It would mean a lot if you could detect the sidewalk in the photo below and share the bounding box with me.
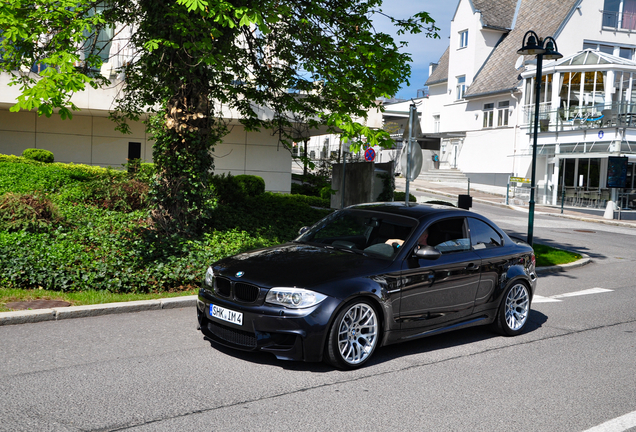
[395,176,636,228]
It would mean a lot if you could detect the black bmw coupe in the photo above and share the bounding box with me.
[197,202,537,369]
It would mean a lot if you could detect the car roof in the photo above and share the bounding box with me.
[346,202,469,221]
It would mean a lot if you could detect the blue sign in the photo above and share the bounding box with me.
[598,130,604,139]
[364,148,376,162]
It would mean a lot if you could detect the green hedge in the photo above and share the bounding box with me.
[23,148,54,163]
[0,157,332,293]
[394,191,416,202]
[235,175,265,197]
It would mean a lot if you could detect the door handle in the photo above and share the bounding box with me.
[466,263,480,271]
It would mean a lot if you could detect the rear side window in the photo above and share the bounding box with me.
[426,218,470,254]
[468,218,503,249]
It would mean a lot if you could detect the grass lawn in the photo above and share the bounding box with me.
[534,243,582,267]
[0,288,198,312]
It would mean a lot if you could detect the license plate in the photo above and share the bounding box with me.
[210,304,243,326]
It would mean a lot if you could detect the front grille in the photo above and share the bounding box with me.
[234,282,260,303]
[215,277,231,297]
[207,321,257,348]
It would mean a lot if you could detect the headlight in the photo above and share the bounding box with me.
[265,287,327,309]
[204,267,214,287]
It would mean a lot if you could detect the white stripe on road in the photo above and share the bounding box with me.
[550,288,613,299]
[533,288,613,303]
[582,410,636,432]
[532,295,562,303]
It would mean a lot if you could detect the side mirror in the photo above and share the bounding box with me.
[414,245,441,260]
[298,226,310,235]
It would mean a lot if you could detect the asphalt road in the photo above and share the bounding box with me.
[1,203,635,432]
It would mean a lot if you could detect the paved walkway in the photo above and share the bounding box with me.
[395,177,636,228]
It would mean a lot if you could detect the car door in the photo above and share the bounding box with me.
[399,217,482,331]
[467,217,509,313]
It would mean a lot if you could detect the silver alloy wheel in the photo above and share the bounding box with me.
[504,283,530,331]
[337,303,378,365]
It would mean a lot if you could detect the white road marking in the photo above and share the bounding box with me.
[533,295,562,303]
[533,288,613,303]
[582,410,636,432]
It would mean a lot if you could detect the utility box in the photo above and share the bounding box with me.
[458,194,472,210]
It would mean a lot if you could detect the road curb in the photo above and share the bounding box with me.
[0,295,197,326]
[535,253,591,274]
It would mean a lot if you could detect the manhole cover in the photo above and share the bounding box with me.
[574,229,596,233]
[5,300,71,310]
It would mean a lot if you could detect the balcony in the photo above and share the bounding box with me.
[602,10,636,31]
[523,102,636,133]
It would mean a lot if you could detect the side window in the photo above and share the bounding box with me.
[425,218,470,254]
[469,218,503,249]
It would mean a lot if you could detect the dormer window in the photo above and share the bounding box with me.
[459,30,468,48]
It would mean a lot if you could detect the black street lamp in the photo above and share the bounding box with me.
[517,31,562,246]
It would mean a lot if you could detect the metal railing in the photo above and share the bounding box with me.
[522,102,636,133]
[602,10,636,31]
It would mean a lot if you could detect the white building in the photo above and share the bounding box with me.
[425,0,636,209]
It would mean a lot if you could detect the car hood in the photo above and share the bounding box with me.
[212,242,392,290]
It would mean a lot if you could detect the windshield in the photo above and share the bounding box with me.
[295,209,418,259]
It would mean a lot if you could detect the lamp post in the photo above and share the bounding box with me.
[517,31,562,246]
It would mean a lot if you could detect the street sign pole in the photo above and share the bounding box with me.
[405,103,416,205]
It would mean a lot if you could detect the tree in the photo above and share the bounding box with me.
[0,0,439,235]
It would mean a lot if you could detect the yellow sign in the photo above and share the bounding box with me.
[510,176,531,184]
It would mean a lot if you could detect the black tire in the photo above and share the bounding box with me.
[495,282,531,336]
[325,299,380,369]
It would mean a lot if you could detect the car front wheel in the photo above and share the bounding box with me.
[496,282,531,336]
[325,300,379,369]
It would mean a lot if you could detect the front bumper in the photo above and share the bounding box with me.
[197,289,339,362]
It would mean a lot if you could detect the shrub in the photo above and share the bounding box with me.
[394,191,416,202]
[207,192,332,242]
[426,200,455,207]
[210,173,246,204]
[235,175,265,197]
[0,156,126,195]
[0,193,64,233]
[22,148,54,163]
[59,176,150,212]
[289,194,330,208]
[0,158,333,293]
[291,182,320,196]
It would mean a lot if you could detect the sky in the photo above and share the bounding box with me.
[374,1,457,100]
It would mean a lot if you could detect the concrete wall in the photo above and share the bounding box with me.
[331,162,375,209]
[0,109,151,166]
[214,124,292,193]
[0,108,293,193]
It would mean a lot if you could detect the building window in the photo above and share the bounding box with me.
[498,101,510,126]
[459,30,468,48]
[433,115,440,133]
[620,47,635,59]
[603,0,636,30]
[483,103,494,128]
[457,76,466,100]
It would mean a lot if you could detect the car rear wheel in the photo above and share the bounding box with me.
[325,300,379,369]
[496,282,531,336]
